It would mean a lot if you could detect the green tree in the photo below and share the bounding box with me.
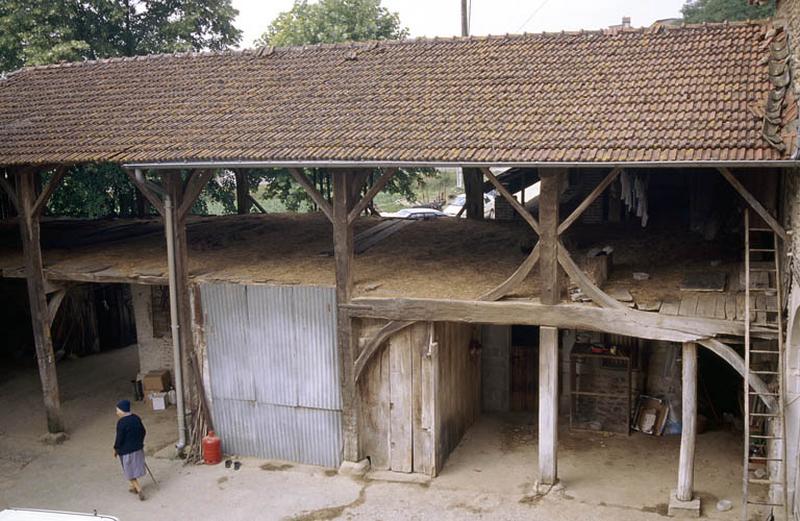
[0,0,242,73]
[0,0,241,218]
[257,0,408,47]
[681,0,775,23]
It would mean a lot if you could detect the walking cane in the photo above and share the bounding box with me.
[144,461,159,488]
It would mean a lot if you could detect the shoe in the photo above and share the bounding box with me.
[128,488,137,494]
[138,490,145,501]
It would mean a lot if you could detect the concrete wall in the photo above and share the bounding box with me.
[131,284,173,376]
[481,325,510,412]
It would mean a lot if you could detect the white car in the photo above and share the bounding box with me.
[443,193,495,218]
[0,509,119,521]
[381,208,447,220]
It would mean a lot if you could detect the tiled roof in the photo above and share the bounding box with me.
[0,21,795,167]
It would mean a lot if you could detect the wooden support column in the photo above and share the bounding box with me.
[17,171,65,433]
[332,170,359,462]
[538,169,566,305]
[537,168,565,490]
[463,168,484,220]
[538,325,559,488]
[235,170,251,215]
[677,341,698,501]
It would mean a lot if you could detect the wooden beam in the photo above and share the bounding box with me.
[353,320,413,381]
[125,170,165,216]
[16,172,65,433]
[557,243,625,309]
[248,194,267,214]
[178,170,214,220]
[698,338,775,410]
[355,239,540,382]
[0,172,19,212]
[47,287,68,329]
[332,172,359,462]
[31,167,67,217]
[481,167,540,234]
[539,326,559,486]
[235,170,251,215]
[539,170,566,304]
[676,341,697,502]
[718,168,787,241]
[348,168,397,224]
[479,243,540,300]
[558,167,621,234]
[463,168,485,220]
[345,297,772,341]
[290,168,333,222]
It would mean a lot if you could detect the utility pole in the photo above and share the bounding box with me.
[461,0,469,36]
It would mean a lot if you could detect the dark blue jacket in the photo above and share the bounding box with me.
[114,414,146,456]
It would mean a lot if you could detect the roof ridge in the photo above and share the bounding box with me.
[0,18,773,80]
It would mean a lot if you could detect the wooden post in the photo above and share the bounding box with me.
[539,169,566,305]
[539,326,559,487]
[235,170,251,215]
[677,341,697,501]
[332,170,359,462]
[463,168,484,220]
[537,168,565,489]
[17,172,65,433]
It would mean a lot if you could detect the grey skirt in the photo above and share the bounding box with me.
[120,449,146,480]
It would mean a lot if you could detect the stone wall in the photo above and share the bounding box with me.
[131,284,173,376]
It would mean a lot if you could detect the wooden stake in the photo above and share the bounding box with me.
[17,171,65,433]
[677,341,697,502]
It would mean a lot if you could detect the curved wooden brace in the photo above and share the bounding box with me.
[557,240,775,410]
[698,338,776,410]
[557,242,625,310]
[479,242,540,301]
[353,320,413,380]
[355,242,542,382]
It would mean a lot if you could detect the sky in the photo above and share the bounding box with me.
[232,0,688,49]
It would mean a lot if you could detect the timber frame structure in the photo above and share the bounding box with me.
[1,17,799,514]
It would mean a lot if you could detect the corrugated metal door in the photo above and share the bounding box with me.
[201,283,342,467]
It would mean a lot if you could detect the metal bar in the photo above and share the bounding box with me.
[122,160,800,170]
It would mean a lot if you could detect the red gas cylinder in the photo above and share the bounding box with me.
[202,431,222,465]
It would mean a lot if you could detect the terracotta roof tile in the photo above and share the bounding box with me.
[0,21,793,167]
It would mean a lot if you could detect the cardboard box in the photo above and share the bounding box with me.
[150,392,167,411]
[142,370,171,394]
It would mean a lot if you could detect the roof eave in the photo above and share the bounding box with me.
[121,159,800,170]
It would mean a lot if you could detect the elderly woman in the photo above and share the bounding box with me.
[113,399,147,500]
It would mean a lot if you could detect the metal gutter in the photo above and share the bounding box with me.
[123,160,800,170]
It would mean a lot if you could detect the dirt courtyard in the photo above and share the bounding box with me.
[0,346,744,520]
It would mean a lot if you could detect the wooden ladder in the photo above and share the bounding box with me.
[743,209,788,521]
